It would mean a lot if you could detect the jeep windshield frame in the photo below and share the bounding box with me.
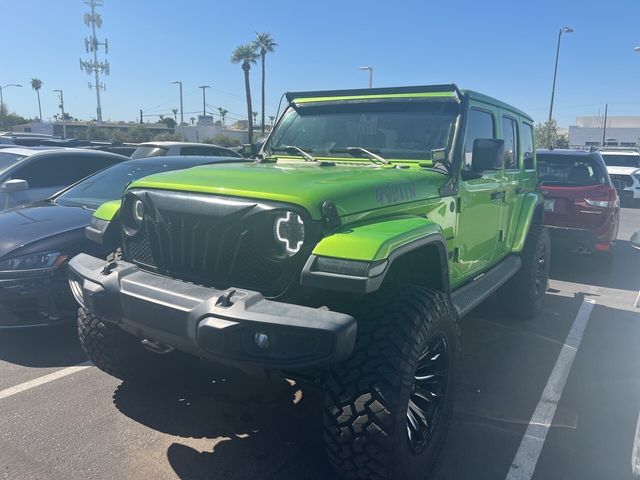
[264,100,460,164]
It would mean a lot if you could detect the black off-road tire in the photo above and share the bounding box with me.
[498,223,550,319]
[324,286,461,480]
[77,249,189,382]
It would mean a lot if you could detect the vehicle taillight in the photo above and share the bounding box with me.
[584,198,610,208]
[583,187,617,209]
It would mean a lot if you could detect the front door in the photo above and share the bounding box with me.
[452,106,504,284]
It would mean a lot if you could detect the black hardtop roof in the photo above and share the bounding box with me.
[284,84,532,121]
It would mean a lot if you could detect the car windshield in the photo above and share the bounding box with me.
[55,162,172,208]
[0,152,27,176]
[537,154,606,186]
[130,145,169,159]
[601,154,640,167]
[266,102,457,161]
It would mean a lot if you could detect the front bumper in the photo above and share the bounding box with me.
[67,254,357,370]
[0,268,75,328]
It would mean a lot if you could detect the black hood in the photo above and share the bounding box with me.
[0,202,95,259]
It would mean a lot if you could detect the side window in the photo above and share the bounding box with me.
[522,123,535,170]
[15,156,116,188]
[463,109,495,170]
[181,146,220,156]
[501,116,519,170]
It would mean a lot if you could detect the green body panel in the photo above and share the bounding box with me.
[511,193,543,253]
[312,216,443,262]
[128,162,448,221]
[94,199,122,221]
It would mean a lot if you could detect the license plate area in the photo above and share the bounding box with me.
[544,199,555,212]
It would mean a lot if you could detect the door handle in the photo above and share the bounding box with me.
[491,191,506,201]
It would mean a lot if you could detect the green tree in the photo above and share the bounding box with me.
[0,103,30,130]
[127,124,154,143]
[231,43,259,143]
[160,117,176,129]
[30,78,43,122]
[253,32,277,135]
[535,120,569,149]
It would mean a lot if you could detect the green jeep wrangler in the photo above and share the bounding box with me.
[68,84,549,480]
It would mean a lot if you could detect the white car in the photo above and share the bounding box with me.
[130,141,242,159]
[600,151,640,207]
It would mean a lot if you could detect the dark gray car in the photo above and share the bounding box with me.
[0,147,127,212]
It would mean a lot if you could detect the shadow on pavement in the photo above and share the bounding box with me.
[549,240,640,292]
[0,322,87,368]
[112,363,339,480]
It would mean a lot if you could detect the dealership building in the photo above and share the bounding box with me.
[569,116,640,148]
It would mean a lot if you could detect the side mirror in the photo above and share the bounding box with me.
[241,143,254,157]
[472,139,505,173]
[631,231,640,250]
[0,179,29,193]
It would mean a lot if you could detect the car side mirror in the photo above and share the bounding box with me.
[241,143,256,158]
[0,179,29,193]
[472,139,505,173]
[631,231,640,250]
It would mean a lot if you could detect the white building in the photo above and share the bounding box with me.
[569,116,640,148]
[175,125,249,144]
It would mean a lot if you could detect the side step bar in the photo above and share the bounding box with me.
[451,255,521,318]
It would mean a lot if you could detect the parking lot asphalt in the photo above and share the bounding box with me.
[0,208,638,480]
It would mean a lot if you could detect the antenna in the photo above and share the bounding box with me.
[79,0,109,124]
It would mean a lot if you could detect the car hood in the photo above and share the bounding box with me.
[606,166,640,175]
[0,202,94,259]
[128,161,448,220]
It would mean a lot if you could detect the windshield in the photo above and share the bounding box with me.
[600,154,640,167]
[0,152,27,176]
[55,162,173,208]
[130,146,169,159]
[266,102,457,161]
[537,154,606,186]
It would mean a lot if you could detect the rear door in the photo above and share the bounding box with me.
[495,113,521,258]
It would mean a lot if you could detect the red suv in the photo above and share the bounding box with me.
[537,149,620,257]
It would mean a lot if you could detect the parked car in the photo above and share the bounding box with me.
[0,154,246,329]
[538,149,619,258]
[130,141,242,159]
[0,147,128,212]
[599,150,640,207]
[69,84,548,480]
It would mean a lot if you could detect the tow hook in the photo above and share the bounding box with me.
[141,339,176,355]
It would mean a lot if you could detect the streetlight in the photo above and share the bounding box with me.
[170,80,184,126]
[359,66,373,88]
[0,83,23,128]
[548,26,574,122]
[198,85,211,117]
[52,89,66,139]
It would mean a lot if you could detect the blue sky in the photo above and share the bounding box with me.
[2,0,639,127]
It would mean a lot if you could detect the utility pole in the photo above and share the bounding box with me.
[80,0,109,124]
[601,103,608,147]
[170,81,184,126]
[548,26,573,122]
[53,89,66,139]
[199,85,210,116]
[139,109,143,124]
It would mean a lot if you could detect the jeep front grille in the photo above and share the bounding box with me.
[121,190,317,298]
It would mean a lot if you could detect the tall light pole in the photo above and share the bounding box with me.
[170,80,184,126]
[52,89,66,139]
[359,66,373,88]
[198,85,211,117]
[80,0,109,124]
[548,26,574,122]
[0,83,23,128]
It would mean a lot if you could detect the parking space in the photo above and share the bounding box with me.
[0,208,639,480]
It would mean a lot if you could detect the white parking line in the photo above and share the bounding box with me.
[632,410,640,477]
[0,362,92,401]
[505,298,595,480]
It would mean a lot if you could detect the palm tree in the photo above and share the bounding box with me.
[253,32,277,134]
[269,115,275,125]
[221,109,228,127]
[30,78,43,122]
[231,43,259,142]
[217,107,224,125]
[172,108,178,123]
[252,111,258,125]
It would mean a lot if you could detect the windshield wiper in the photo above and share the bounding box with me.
[330,147,389,164]
[272,146,317,162]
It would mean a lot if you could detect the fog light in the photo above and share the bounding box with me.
[254,332,270,350]
[69,278,85,308]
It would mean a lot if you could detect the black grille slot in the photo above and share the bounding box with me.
[122,190,315,298]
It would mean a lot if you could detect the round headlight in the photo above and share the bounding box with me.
[133,199,144,225]
[274,211,305,255]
